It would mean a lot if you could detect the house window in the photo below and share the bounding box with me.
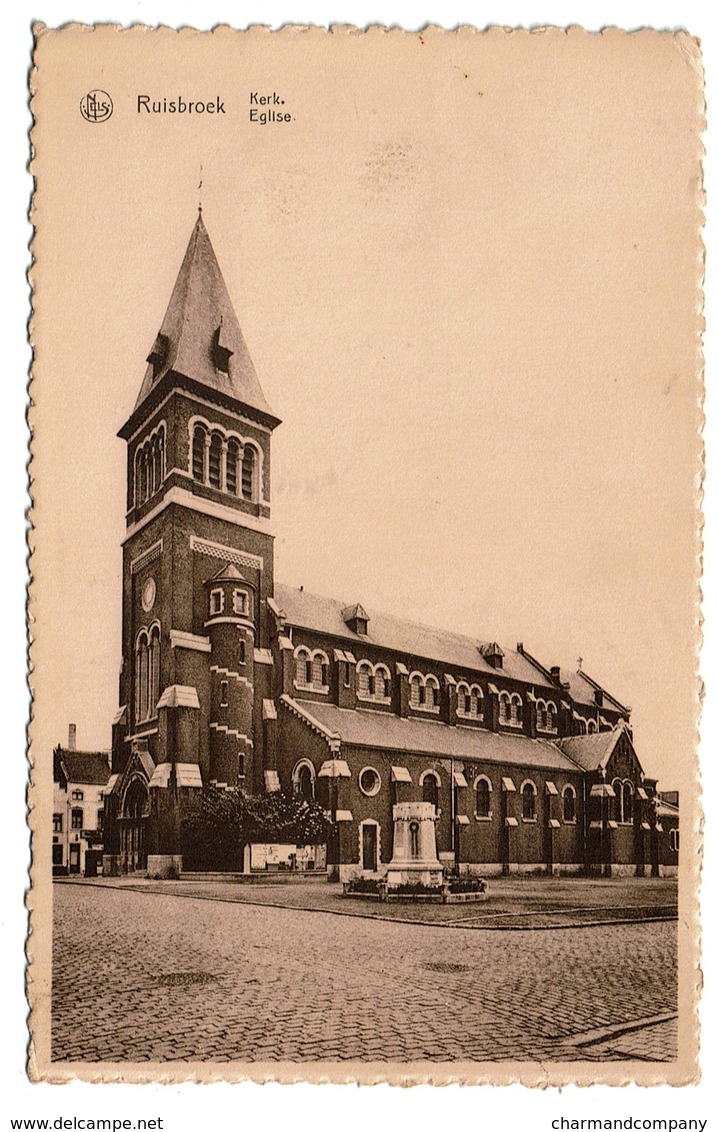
[458,683,483,719]
[220,680,229,707]
[312,654,328,689]
[357,662,373,699]
[475,776,492,819]
[422,772,440,812]
[134,426,166,507]
[359,767,381,797]
[295,648,312,688]
[294,648,328,692]
[53,813,63,833]
[241,445,256,500]
[226,439,240,494]
[209,588,224,616]
[238,753,246,778]
[622,782,634,824]
[71,790,84,801]
[233,589,248,616]
[238,639,246,664]
[410,673,439,711]
[71,808,83,830]
[192,423,207,481]
[521,782,537,821]
[96,809,104,831]
[669,829,679,853]
[135,623,161,723]
[562,785,577,824]
[208,432,223,488]
[587,719,598,734]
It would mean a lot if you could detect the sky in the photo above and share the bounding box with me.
[29,25,703,791]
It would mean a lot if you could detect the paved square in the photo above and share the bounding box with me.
[52,882,677,1063]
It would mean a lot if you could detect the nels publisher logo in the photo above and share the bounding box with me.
[80,90,113,123]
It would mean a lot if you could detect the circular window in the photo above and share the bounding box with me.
[359,766,381,797]
[141,576,157,612]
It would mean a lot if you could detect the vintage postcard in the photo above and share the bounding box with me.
[28,24,704,1085]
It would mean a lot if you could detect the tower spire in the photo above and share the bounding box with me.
[130,214,278,426]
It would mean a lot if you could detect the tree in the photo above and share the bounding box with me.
[181,786,328,871]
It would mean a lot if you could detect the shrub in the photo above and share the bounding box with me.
[447,877,486,894]
[181,786,328,871]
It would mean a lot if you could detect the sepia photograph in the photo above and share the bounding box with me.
[27,22,703,1086]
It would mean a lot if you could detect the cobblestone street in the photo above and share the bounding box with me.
[52,882,677,1064]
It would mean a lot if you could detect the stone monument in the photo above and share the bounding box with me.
[385,801,444,888]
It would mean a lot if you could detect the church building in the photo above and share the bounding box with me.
[102,214,677,881]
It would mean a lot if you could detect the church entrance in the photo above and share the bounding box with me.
[120,777,148,874]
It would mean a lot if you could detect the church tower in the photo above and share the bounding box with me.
[104,213,281,876]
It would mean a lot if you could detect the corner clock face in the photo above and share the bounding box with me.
[141,576,157,612]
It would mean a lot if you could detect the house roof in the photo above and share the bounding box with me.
[56,749,111,786]
[133,213,276,422]
[559,669,627,715]
[554,728,624,773]
[274,584,557,689]
[288,697,583,773]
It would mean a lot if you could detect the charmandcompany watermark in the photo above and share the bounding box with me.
[80,90,113,123]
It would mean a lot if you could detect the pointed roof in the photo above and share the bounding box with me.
[133,213,276,421]
[555,721,631,773]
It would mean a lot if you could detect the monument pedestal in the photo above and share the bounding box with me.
[385,801,443,888]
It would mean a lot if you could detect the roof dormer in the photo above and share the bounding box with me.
[342,603,369,636]
[479,642,504,669]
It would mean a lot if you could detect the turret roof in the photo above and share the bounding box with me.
[133,213,276,421]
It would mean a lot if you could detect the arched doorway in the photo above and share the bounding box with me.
[120,776,148,873]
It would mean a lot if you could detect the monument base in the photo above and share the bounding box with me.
[147,854,182,879]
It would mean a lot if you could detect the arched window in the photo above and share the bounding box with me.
[312,653,328,689]
[135,630,149,723]
[294,647,312,689]
[475,776,492,819]
[135,625,160,724]
[521,781,537,821]
[511,694,523,726]
[546,703,557,732]
[375,665,390,700]
[587,719,598,734]
[357,662,373,699]
[241,445,256,500]
[622,782,634,824]
[192,424,207,482]
[208,432,223,489]
[293,761,315,801]
[410,674,423,708]
[422,772,440,812]
[226,439,240,495]
[499,692,511,723]
[134,449,144,506]
[148,624,160,717]
[536,700,548,730]
[425,676,439,709]
[576,717,588,735]
[563,785,576,823]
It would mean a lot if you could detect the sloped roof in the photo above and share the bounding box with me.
[274,584,554,688]
[134,214,276,421]
[289,698,582,773]
[57,750,111,786]
[559,669,627,715]
[555,728,623,773]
